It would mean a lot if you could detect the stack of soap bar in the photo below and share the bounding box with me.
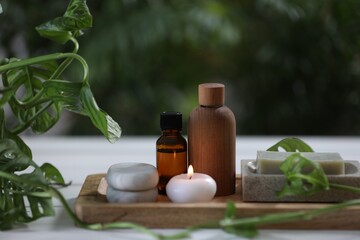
[106,163,159,203]
[257,151,345,175]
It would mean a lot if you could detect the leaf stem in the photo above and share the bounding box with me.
[330,183,360,194]
[48,186,164,239]
[220,198,360,229]
[0,52,89,83]
[17,92,50,108]
[0,108,5,138]
[50,37,80,80]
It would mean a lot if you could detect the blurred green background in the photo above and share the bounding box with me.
[2,0,360,136]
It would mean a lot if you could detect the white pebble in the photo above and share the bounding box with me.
[107,162,158,191]
[107,186,158,203]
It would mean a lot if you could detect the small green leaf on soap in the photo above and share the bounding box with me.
[277,153,329,198]
[267,137,314,152]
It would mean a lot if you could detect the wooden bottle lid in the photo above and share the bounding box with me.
[198,83,225,107]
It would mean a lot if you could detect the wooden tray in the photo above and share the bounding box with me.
[75,174,360,229]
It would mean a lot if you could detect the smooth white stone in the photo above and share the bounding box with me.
[166,173,217,203]
[107,162,158,191]
[106,185,158,203]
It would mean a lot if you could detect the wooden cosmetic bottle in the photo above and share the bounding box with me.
[188,83,236,196]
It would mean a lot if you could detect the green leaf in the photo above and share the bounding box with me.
[0,168,54,229]
[267,137,314,152]
[0,209,18,230]
[0,138,33,172]
[80,83,121,143]
[0,130,33,173]
[0,72,20,108]
[0,85,16,108]
[5,61,57,94]
[35,18,74,44]
[40,163,66,185]
[277,153,329,198]
[35,0,92,44]
[0,136,57,229]
[44,80,121,142]
[0,108,5,139]
[4,133,33,161]
[4,60,62,134]
[221,201,258,238]
[223,224,258,238]
[17,169,54,219]
[30,102,61,134]
[63,0,93,30]
[224,201,236,219]
[1,60,27,108]
[43,79,84,113]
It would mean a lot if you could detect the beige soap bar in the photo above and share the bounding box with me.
[256,151,344,175]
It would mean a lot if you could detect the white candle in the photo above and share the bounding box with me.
[166,165,217,203]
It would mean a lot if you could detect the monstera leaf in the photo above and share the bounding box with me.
[4,60,60,134]
[43,79,83,113]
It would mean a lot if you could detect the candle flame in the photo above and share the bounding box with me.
[187,165,194,179]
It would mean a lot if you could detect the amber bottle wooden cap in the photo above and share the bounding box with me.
[198,83,225,107]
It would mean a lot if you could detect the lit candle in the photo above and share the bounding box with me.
[166,165,217,203]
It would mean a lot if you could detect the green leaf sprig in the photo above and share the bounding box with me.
[0,0,121,230]
[0,0,121,142]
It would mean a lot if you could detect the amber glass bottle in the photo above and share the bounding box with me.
[156,111,187,195]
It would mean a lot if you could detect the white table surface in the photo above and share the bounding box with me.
[2,136,360,240]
